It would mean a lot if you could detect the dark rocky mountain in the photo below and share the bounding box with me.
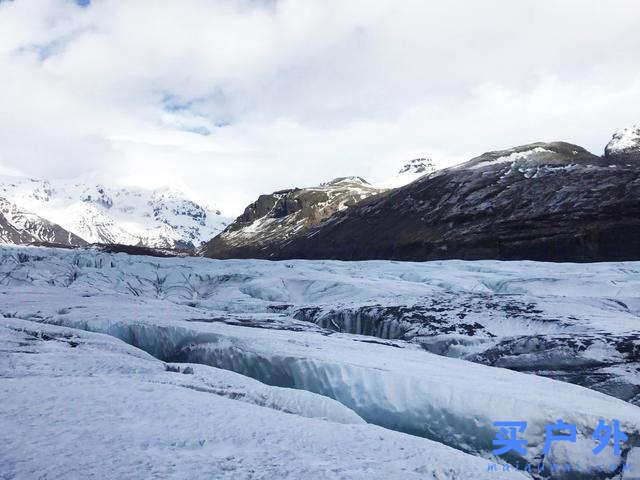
[205,134,640,262]
[0,197,87,246]
[203,159,437,259]
[202,176,384,259]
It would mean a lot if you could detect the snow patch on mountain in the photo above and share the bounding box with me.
[605,124,640,155]
[317,176,378,201]
[376,158,436,188]
[469,147,553,169]
[0,176,229,249]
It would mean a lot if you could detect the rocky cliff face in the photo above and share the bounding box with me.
[0,197,87,246]
[202,176,384,259]
[205,139,640,262]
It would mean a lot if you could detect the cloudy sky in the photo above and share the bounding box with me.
[1,0,639,214]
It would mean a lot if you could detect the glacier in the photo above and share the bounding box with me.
[1,245,639,478]
[2,317,527,480]
[2,245,638,403]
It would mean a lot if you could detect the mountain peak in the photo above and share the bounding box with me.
[376,157,436,189]
[459,142,604,171]
[605,124,640,163]
[398,158,434,175]
[323,176,370,186]
[203,175,383,258]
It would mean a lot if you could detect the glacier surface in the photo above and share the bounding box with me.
[3,317,528,480]
[1,245,640,479]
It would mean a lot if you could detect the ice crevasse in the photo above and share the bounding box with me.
[25,291,639,477]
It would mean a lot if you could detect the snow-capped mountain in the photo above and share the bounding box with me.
[0,197,87,246]
[375,157,436,188]
[605,123,640,163]
[0,176,229,249]
[202,176,385,258]
[205,138,640,262]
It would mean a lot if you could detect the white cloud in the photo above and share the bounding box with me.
[1,0,639,214]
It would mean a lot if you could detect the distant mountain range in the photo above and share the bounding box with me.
[205,123,640,262]
[2,123,639,262]
[0,158,431,252]
[0,177,229,249]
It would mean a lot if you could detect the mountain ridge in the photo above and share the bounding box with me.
[204,126,640,262]
[202,159,436,259]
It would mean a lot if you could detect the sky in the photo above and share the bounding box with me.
[1,0,639,215]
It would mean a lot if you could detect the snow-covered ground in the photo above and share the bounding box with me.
[2,317,528,480]
[1,245,639,479]
[3,245,638,402]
